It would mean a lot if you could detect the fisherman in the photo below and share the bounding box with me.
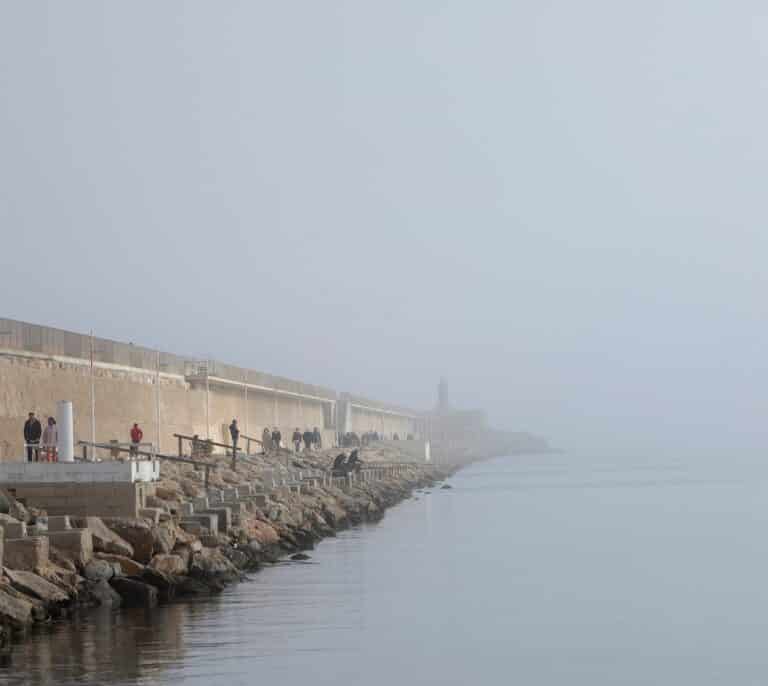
[332,452,348,474]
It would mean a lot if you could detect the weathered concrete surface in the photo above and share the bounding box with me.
[4,537,48,571]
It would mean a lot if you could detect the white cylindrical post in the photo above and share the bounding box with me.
[57,400,74,463]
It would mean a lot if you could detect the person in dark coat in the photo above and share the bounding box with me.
[302,429,313,452]
[272,428,282,450]
[292,428,303,453]
[312,427,322,449]
[346,449,360,470]
[23,412,42,462]
[229,419,240,455]
[332,453,348,474]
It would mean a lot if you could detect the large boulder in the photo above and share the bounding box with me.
[149,554,187,575]
[83,559,118,582]
[101,518,154,563]
[72,517,134,559]
[109,578,158,608]
[94,553,145,577]
[89,579,122,609]
[4,569,69,605]
[152,524,176,556]
[179,478,203,498]
[0,585,34,629]
[189,548,239,582]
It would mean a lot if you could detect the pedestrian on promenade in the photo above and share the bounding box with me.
[130,423,143,458]
[312,427,322,450]
[292,428,302,453]
[42,417,58,462]
[271,427,282,450]
[262,427,272,454]
[23,412,42,462]
[302,428,313,452]
[229,419,240,456]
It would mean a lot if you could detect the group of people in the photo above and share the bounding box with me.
[291,427,322,453]
[256,426,322,454]
[23,412,58,462]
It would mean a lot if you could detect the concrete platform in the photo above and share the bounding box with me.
[0,461,160,484]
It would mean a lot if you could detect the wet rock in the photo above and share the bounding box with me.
[140,568,176,601]
[83,559,117,582]
[220,546,248,570]
[89,579,122,609]
[0,585,34,629]
[189,548,239,583]
[440,484,452,490]
[109,578,158,608]
[290,553,310,561]
[94,553,144,577]
[174,576,210,597]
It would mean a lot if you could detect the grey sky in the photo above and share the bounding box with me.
[1,2,766,457]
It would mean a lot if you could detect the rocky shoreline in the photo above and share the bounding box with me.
[0,444,454,650]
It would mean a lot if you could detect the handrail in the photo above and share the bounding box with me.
[77,440,217,489]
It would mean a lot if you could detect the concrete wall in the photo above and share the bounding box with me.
[0,318,421,460]
[0,354,335,460]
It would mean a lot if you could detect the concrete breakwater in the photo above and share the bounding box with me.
[0,317,424,459]
[0,443,451,649]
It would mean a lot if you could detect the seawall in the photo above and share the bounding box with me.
[0,318,424,460]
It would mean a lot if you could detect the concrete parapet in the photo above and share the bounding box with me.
[5,536,48,571]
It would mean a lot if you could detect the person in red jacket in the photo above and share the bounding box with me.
[130,423,143,458]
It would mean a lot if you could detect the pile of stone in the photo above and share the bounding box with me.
[0,443,448,651]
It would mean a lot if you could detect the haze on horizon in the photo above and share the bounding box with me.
[0,2,765,459]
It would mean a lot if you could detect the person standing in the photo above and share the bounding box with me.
[271,427,282,450]
[130,423,143,458]
[42,417,58,462]
[302,428,313,452]
[312,426,322,450]
[23,412,42,462]
[262,427,272,454]
[229,419,240,456]
[292,427,302,453]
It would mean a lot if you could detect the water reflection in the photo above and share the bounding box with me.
[1,600,218,685]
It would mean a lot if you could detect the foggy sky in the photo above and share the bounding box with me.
[1,2,766,458]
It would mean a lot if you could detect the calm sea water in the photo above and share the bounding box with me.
[3,453,768,685]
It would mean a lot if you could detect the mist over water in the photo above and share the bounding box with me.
[5,453,768,685]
